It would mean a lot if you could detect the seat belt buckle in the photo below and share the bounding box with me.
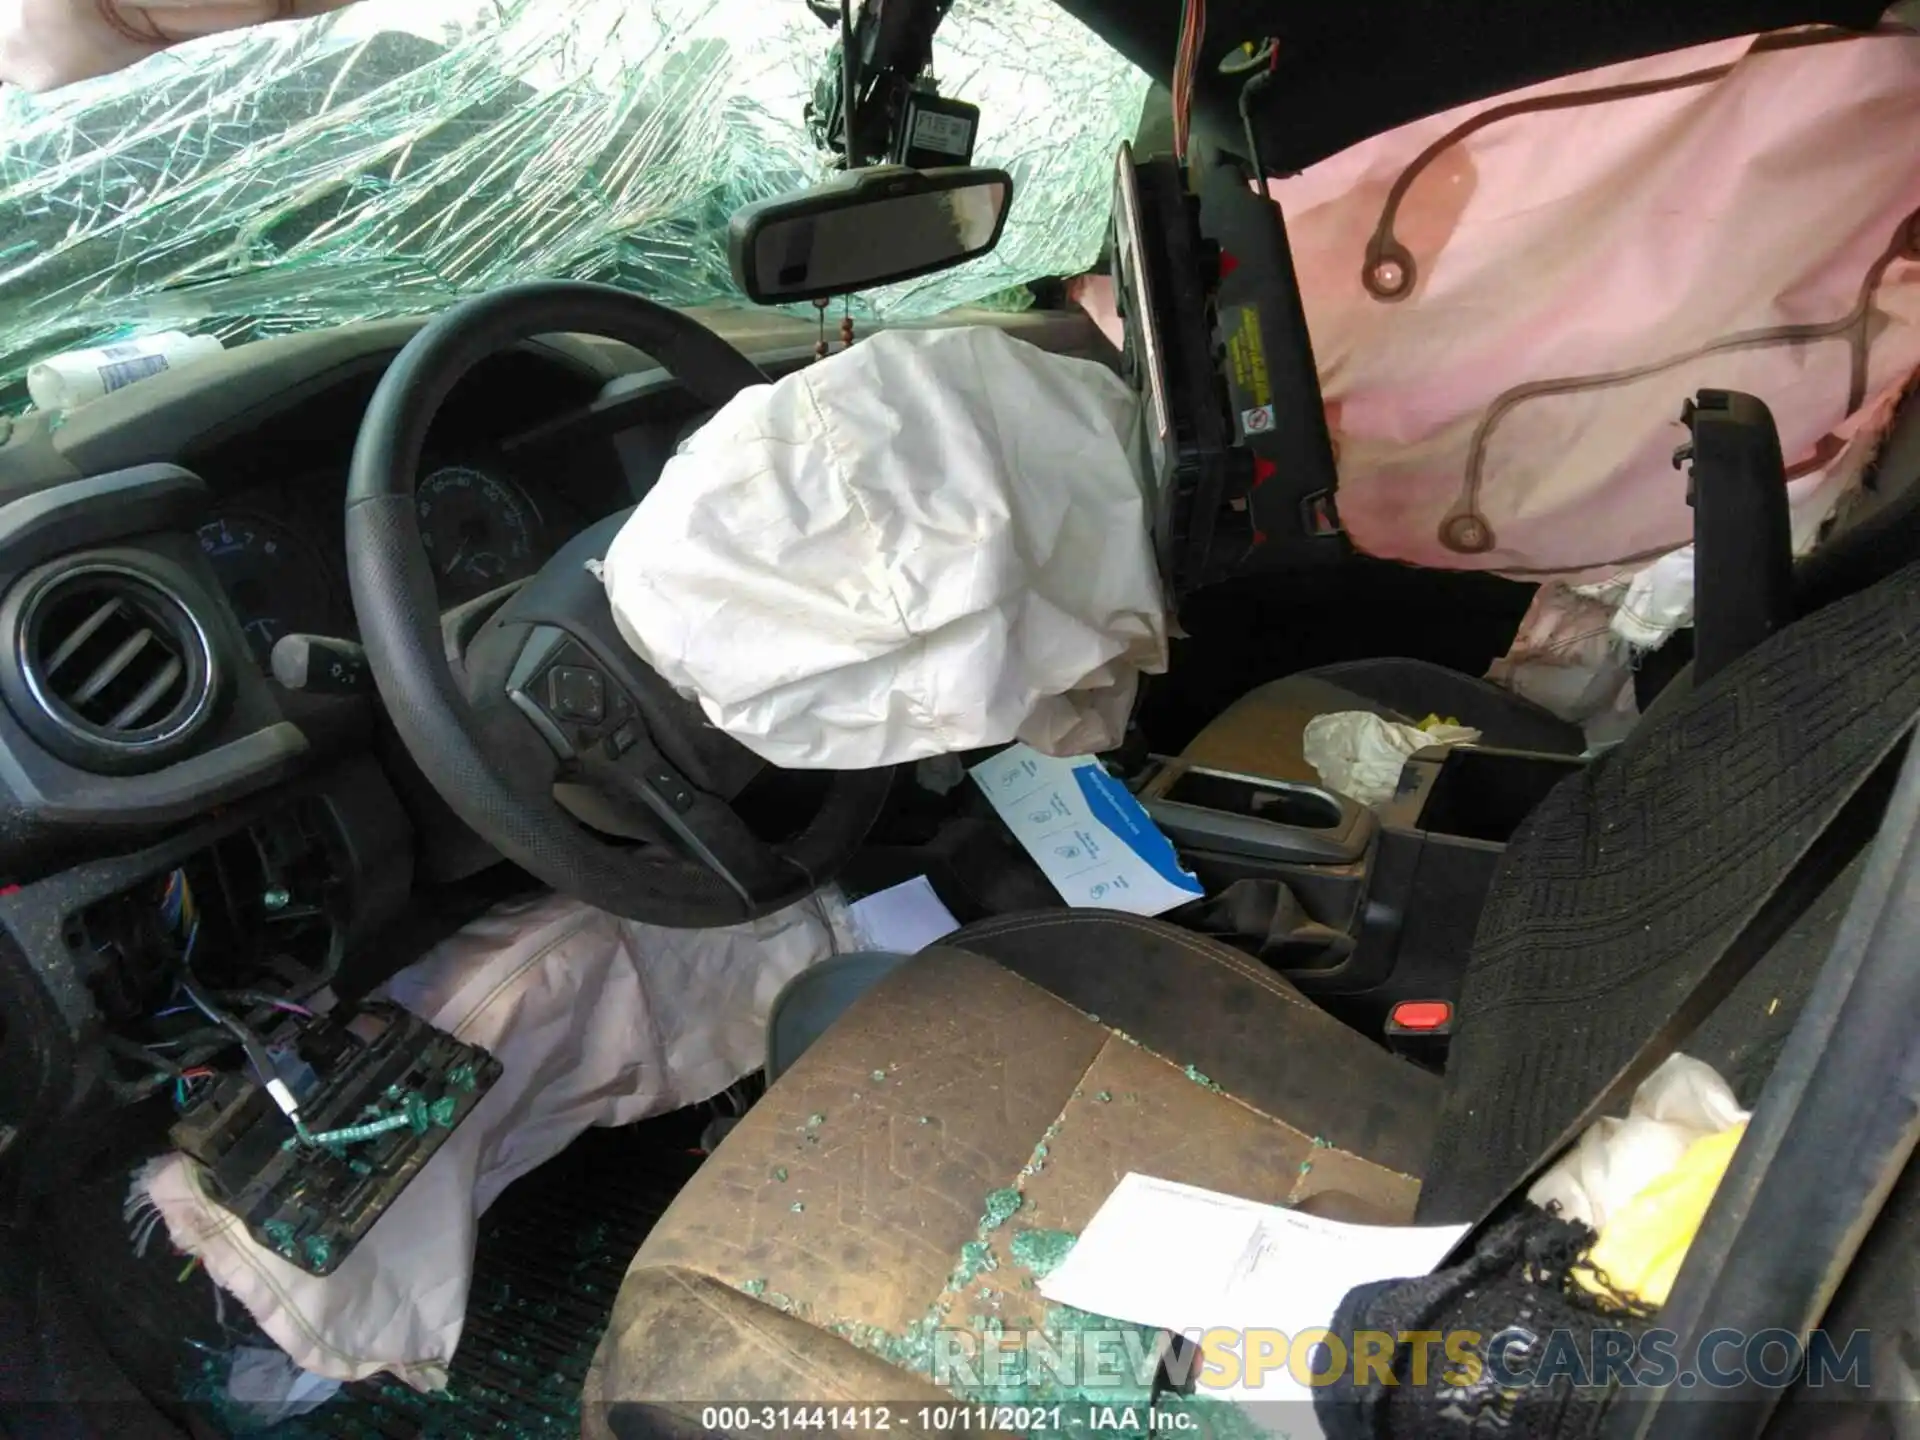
[1384,999,1453,1069]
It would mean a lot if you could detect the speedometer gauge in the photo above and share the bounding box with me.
[415,464,543,606]
[199,515,338,667]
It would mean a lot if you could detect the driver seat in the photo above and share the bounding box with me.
[584,545,1920,1437]
[583,914,1431,1431]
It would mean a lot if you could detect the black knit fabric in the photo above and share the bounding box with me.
[1316,1209,1642,1440]
[1418,557,1920,1223]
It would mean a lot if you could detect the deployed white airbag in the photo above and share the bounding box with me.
[133,890,851,1389]
[601,326,1169,769]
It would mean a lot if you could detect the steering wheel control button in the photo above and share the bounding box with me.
[606,721,639,760]
[547,665,606,723]
[650,768,697,813]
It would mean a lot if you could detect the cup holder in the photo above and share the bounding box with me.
[1144,763,1372,866]
[1162,767,1344,828]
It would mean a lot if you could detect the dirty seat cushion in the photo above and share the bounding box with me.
[586,924,1437,1435]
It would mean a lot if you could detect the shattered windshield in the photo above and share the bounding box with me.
[0,0,1146,414]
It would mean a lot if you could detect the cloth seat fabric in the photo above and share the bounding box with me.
[587,563,1920,1436]
[584,914,1437,1439]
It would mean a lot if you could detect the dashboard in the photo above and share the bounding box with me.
[0,305,1113,856]
[0,303,1118,1212]
[182,347,625,668]
[197,463,553,665]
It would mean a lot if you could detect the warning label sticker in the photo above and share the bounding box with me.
[911,109,973,157]
[1240,404,1275,435]
[1224,306,1270,407]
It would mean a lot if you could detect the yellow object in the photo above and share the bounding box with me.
[1575,1122,1747,1307]
[1419,714,1464,732]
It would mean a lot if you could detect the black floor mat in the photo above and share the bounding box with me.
[280,1114,705,1440]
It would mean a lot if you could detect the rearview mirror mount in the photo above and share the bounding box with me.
[728,165,1013,305]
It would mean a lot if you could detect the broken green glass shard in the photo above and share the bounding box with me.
[0,0,1149,417]
[1183,1064,1223,1092]
[261,1219,300,1260]
[1009,1227,1076,1277]
[981,1187,1023,1229]
[949,1239,997,1289]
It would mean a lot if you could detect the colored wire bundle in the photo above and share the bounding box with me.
[1172,0,1207,160]
[146,870,310,1136]
[159,867,196,933]
[173,1065,214,1109]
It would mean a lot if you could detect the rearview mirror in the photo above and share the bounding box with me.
[729,166,1014,304]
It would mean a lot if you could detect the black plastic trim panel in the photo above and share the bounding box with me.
[0,463,207,590]
[0,465,307,849]
[0,757,411,1202]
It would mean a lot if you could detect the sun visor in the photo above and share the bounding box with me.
[601,326,1170,769]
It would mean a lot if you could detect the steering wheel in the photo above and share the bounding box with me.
[345,281,892,927]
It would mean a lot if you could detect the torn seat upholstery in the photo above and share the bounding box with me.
[583,915,1436,1438]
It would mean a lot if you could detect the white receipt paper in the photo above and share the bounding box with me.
[846,875,961,954]
[970,743,1203,915]
[1041,1174,1469,1415]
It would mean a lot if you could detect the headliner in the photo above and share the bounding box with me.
[1052,0,1891,172]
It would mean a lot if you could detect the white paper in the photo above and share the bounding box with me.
[1041,1173,1469,1411]
[969,744,1204,915]
[846,875,961,954]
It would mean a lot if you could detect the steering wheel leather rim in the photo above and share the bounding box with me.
[346,280,890,927]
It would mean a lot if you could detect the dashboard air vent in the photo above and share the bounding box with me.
[12,563,216,770]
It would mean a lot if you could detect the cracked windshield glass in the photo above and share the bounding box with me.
[0,0,1147,415]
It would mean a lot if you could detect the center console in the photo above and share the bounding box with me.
[1104,141,1591,1042]
[1139,745,1585,1035]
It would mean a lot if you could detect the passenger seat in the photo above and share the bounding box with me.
[1181,656,1585,786]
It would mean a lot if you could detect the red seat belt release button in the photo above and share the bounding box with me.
[1387,1000,1453,1034]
